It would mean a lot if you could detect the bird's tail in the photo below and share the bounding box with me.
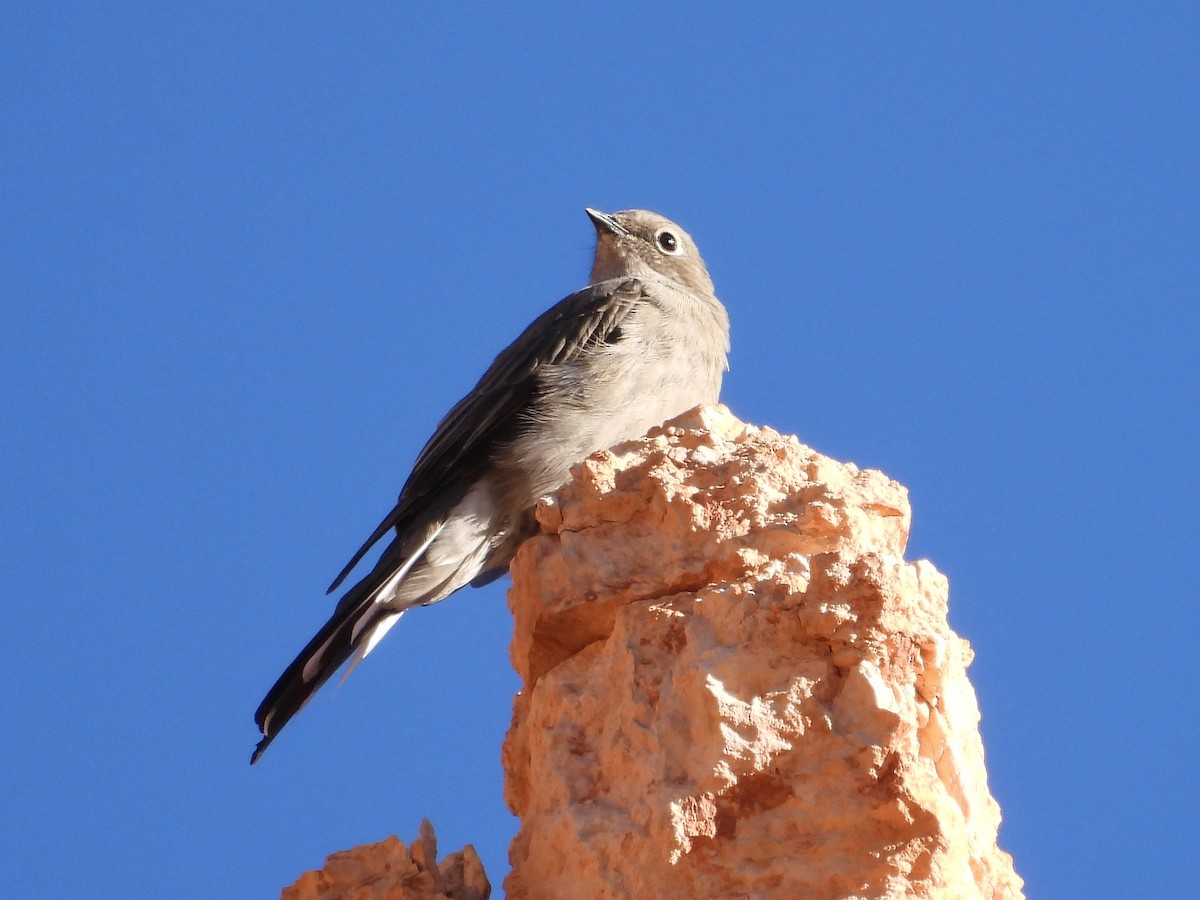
[252,522,448,763]
[251,580,398,763]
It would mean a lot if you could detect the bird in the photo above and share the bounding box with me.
[252,208,730,763]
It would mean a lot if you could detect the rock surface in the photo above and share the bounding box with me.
[281,819,490,900]
[502,405,1022,899]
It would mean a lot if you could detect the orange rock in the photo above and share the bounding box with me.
[503,405,1022,899]
[281,819,490,900]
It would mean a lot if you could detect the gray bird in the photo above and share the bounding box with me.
[252,208,730,762]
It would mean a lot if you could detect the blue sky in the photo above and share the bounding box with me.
[2,4,1197,897]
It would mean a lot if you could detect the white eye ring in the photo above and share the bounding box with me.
[655,230,681,255]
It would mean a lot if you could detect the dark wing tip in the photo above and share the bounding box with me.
[328,504,407,594]
[327,552,363,594]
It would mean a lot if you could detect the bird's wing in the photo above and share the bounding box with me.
[326,277,646,593]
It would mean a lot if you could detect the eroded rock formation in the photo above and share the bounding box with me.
[502,405,1022,899]
[281,819,490,900]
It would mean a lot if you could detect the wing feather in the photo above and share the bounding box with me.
[326,277,645,593]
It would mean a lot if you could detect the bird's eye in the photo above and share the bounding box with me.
[656,230,680,254]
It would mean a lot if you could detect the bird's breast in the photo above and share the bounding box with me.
[500,308,725,506]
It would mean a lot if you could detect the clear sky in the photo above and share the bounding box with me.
[2,4,1197,898]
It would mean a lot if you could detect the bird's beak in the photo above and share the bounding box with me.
[586,208,627,236]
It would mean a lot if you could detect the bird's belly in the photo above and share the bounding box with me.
[509,346,720,503]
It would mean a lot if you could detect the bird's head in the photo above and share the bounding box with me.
[586,208,715,297]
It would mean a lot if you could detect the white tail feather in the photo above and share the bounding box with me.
[350,521,446,642]
[300,522,447,684]
[339,612,404,686]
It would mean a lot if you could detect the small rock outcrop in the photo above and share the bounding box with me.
[281,819,490,900]
[502,406,1022,899]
